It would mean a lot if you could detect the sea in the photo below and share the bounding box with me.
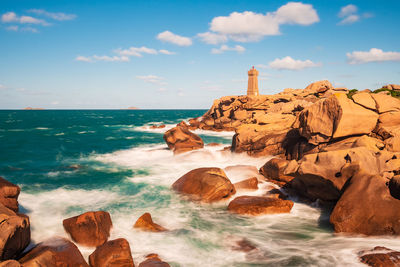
[1,110,399,267]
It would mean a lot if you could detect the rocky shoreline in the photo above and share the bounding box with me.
[1,81,400,266]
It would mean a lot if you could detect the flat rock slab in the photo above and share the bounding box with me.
[228,196,293,216]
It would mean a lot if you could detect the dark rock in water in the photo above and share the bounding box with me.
[89,238,134,267]
[172,168,236,203]
[0,204,30,261]
[231,238,257,252]
[359,246,400,267]
[163,122,204,154]
[0,177,21,212]
[138,254,170,267]
[330,171,400,235]
[63,211,112,247]
[133,213,167,232]
[19,237,88,267]
[227,196,293,216]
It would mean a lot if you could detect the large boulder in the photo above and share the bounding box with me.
[371,93,400,113]
[359,246,400,267]
[290,147,393,201]
[303,80,333,96]
[0,204,30,261]
[352,92,377,110]
[0,177,20,212]
[19,237,89,267]
[233,177,258,191]
[138,254,170,267]
[227,196,293,216]
[0,260,20,267]
[163,123,204,154]
[133,213,167,232]
[294,93,379,145]
[259,158,295,185]
[89,238,135,267]
[330,171,400,235]
[63,211,112,247]
[172,168,236,202]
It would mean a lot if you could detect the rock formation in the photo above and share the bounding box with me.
[227,196,293,216]
[138,254,170,267]
[63,211,112,247]
[133,213,167,232]
[89,238,135,267]
[359,246,400,267]
[172,168,236,202]
[163,122,204,154]
[0,177,21,212]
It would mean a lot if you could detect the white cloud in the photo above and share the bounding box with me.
[339,14,360,25]
[338,4,358,18]
[347,48,400,64]
[159,49,175,55]
[269,56,321,70]
[211,44,245,54]
[136,75,167,85]
[5,25,38,33]
[1,12,49,25]
[156,31,192,46]
[27,9,76,21]
[75,55,129,62]
[6,25,18,31]
[207,2,319,42]
[115,46,158,57]
[197,32,227,44]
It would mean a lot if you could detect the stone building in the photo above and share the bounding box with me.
[247,66,259,96]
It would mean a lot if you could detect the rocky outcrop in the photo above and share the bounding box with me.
[138,254,170,267]
[227,196,293,216]
[133,213,167,232]
[0,260,20,267]
[63,211,112,247]
[0,177,20,212]
[359,246,400,267]
[383,84,400,91]
[259,158,296,185]
[233,177,258,191]
[163,122,204,154]
[172,168,236,202]
[330,171,400,235]
[19,237,89,267]
[0,204,30,261]
[89,238,135,267]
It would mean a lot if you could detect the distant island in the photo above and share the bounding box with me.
[23,107,45,110]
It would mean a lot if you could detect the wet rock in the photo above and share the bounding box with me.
[359,246,400,267]
[0,204,30,261]
[206,142,221,147]
[0,260,20,267]
[163,123,204,154]
[259,158,295,185]
[227,196,293,216]
[172,167,236,202]
[0,177,20,212]
[330,171,400,235]
[63,211,112,247]
[19,237,89,267]
[233,177,258,191]
[133,213,167,232]
[138,254,170,267]
[150,124,166,129]
[294,93,379,145]
[89,238,134,267]
[231,238,257,252]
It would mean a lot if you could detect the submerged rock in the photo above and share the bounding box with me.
[227,196,293,216]
[133,213,167,232]
[0,177,21,212]
[233,177,258,191]
[0,204,30,261]
[89,238,135,267]
[19,237,88,267]
[63,211,112,247]
[359,246,400,267]
[163,122,204,154]
[172,167,236,202]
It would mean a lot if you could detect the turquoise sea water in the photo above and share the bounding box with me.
[1,110,400,266]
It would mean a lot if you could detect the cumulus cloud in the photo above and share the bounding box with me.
[136,75,167,85]
[211,44,245,54]
[205,2,319,43]
[27,9,76,21]
[115,46,158,57]
[159,49,176,55]
[346,48,400,64]
[156,31,192,46]
[269,56,321,70]
[197,32,228,44]
[1,11,49,25]
[75,55,129,62]
[337,4,372,25]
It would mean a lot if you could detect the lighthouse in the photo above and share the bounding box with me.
[247,66,259,96]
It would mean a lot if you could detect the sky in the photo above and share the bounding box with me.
[0,0,399,109]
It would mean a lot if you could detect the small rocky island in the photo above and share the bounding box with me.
[2,68,400,266]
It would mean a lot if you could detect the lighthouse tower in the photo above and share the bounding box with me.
[247,66,259,96]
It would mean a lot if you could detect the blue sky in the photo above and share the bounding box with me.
[1,0,399,109]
